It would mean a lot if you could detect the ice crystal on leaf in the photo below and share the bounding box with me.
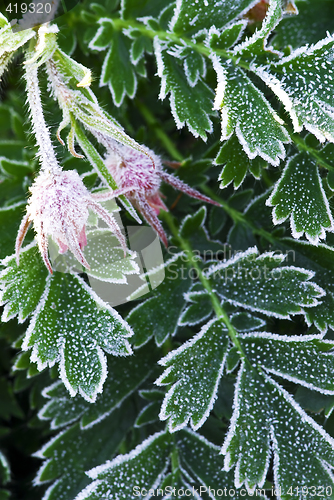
[257,33,334,142]
[156,318,230,432]
[75,431,171,500]
[212,58,290,166]
[205,247,324,318]
[16,169,127,274]
[22,273,133,402]
[266,152,334,244]
[223,333,334,496]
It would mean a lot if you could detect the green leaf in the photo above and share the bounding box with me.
[0,378,23,420]
[76,431,171,500]
[274,0,334,49]
[90,21,137,106]
[34,403,135,500]
[230,312,265,332]
[178,291,213,326]
[0,243,48,323]
[154,39,214,140]
[207,21,247,52]
[205,247,324,318]
[156,318,229,431]
[212,61,290,166]
[178,206,224,254]
[223,334,334,495]
[267,152,334,244]
[215,135,266,189]
[38,346,157,429]
[52,228,140,284]
[0,203,33,260]
[127,253,192,347]
[22,273,133,402]
[170,0,256,36]
[121,0,171,20]
[258,34,334,143]
[178,430,269,500]
[278,238,334,333]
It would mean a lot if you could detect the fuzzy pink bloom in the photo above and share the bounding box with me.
[16,168,127,274]
[101,144,220,246]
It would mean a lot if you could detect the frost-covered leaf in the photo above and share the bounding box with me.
[230,312,265,332]
[127,253,192,347]
[233,0,285,61]
[181,47,206,87]
[178,291,213,326]
[89,19,136,106]
[0,243,48,323]
[212,60,290,165]
[241,332,334,394]
[0,451,10,485]
[0,16,34,61]
[274,0,334,49]
[76,431,171,500]
[178,206,223,254]
[170,0,257,36]
[207,22,247,52]
[223,355,334,496]
[52,228,140,284]
[38,346,157,429]
[266,152,334,244]
[178,430,269,500]
[34,403,135,500]
[205,247,324,318]
[135,390,163,427]
[258,34,334,143]
[215,135,265,189]
[279,238,334,333]
[154,39,214,140]
[23,273,133,402]
[156,318,229,431]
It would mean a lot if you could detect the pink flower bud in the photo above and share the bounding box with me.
[102,144,220,246]
[16,169,127,274]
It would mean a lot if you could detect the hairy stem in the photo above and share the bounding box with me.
[161,210,246,358]
[24,56,61,174]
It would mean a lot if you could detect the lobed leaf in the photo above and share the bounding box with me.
[0,243,48,323]
[156,318,229,431]
[127,253,192,347]
[170,0,257,37]
[266,152,334,244]
[205,247,324,319]
[212,60,290,166]
[257,33,334,143]
[154,38,214,141]
[215,135,265,189]
[38,346,157,429]
[75,431,171,500]
[22,273,133,402]
[223,359,334,496]
[34,403,135,500]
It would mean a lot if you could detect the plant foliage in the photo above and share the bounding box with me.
[1,1,334,499]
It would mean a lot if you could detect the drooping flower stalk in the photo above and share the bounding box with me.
[16,47,128,273]
[24,54,61,175]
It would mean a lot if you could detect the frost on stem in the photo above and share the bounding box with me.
[101,143,220,246]
[16,169,128,274]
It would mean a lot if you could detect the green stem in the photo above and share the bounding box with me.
[291,133,334,172]
[161,210,246,358]
[201,185,277,245]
